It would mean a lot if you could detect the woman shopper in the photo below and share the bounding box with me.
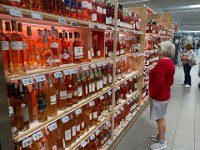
[180,42,195,87]
[149,41,175,150]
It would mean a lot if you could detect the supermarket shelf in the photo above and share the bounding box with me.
[115,71,141,87]
[149,57,159,63]
[146,33,172,39]
[143,49,158,54]
[114,90,139,112]
[0,4,143,34]
[67,114,111,150]
[7,58,112,81]
[14,86,112,142]
[143,63,156,71]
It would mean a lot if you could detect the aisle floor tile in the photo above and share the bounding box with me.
[195,141,200,150]
[175,128,195,140]
[173,135,194,150]
[172,144,194,150]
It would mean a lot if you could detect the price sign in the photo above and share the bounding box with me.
[62,116,69,123]
[90,133,95,140]
[22,78,34,86]
[54,71,63,78]
[48,122,58,132]
[95,129,100,136]
[22,138,33,148]
[80,141,88,147]
[71,20,77,26]
[111,27,115,31]
[35,75,46,82]
[89,101,95,107]
[97,24,103,29]
[64,69,70,75]
[31,12,43,20]
[32,131,43,141]
[89,23,95,28]
[9,9,23,17]
[70,68,77,74]
[75,108,82,115]
[117,110,120,115]
[91,63,96,68]
[99,95,104,100]
[58,17,67,25]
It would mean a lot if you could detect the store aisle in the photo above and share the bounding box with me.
[114,65,200,150]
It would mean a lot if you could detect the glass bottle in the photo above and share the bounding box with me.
[73,32,84,63]
[77,70,83,101]
[82,105,90,130]
[56,77,67,110]
[81,0,89,21]
[97,65,103,91]
[10,20,24,75]
[55,0,63,15]
[30,82,38,121]
[15,83,30,131]
[74,108,82,138]
[70,0,77,18]
[89,67,95,95]
[62,115,72,147]
[106,0,112,25]
[71,70,78,104]
[92,34,101,59]
[70,113,77,143]
[82,68,89,98]
[0,19,11,76]
[27,26,36,70]
[32,0,43,12]
[91,0,98,23]
[65,72,73,107]
[77,0,82,19]
[92,100,98,125]
[40,33,53,69]
[85,104,92,127]
[21,0,31,9]
[47,123,58,149]
[8,0,21,7]
[66,0,71,17]
[35,29,43,68]
[60,31,70,64]
[37,81,48,122]
[46,76,58,117]
[50,27,61,66]
[68,32,74,63]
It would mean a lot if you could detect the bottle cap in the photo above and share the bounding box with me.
[5,22,11,31]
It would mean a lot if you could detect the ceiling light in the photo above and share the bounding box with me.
[189,4,200,8]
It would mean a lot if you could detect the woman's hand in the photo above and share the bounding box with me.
[181,56,189,61]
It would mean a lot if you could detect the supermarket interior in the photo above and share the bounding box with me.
[0,0,200,150]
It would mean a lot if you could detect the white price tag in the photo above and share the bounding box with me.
[111,27,115,30]
[32,131,43,141]
[62,116,69,123]
[108,91,112,96]
[48,122,58,132]
[64,69,71,75]
[120,107,124,111]
[99,95,104,100]
[117,86,120,90]
[117,110,120,115]
[22,78,34,86]
[89,23,95,28]
[71,20,77,26]
[81,141,88,147]
[82,65,89,70]
[31,12,43,20]
[9,9,22,17]
[75,108,82,115]
[70,69,77,74]
[89,101,95,107]
[35,75,46,82]
[54,71,63,78]
[58,17,67,25]
[95,129,100,136]
[91,63,96,68]
[108,139,112,146]
[97,24,103,29]
[102,61,107,66]
[106,120,110,126]
[97,62,102,66]
[22,138,33,148]
[90,133,95,140]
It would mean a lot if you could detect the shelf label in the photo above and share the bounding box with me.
[97,24,103,29]
[90,133,95,140]
[111,27,115,30]
[48,122,58,132]
[89,101,95,107]
[35,75,46,82]
[64,69,70,75]
[22,78,34,86]
[9,9,23,17]
[89,23,95,28]
[106,120,110,126]
[31,12,43,20]
[99,95,104,100]
[102,61,107,66]
[70,68,77,74]
[95,129,100,136]
[22,138,33,148]
[80,141,88,147]
[54,71,63,78]
[62,116,69,123]
[91,63,96,68]
[97,62,102,66]
[32,131,43,141]
[58,17,67,25]
[108,90,112,96]
[71,20,77,26]
[75,108,82,115]
[108,139,112,146]
[117,110,120,115]
[82,65,89,70]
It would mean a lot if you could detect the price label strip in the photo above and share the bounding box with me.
[54,71,63,78]
[32,131,43,141]
[31,12,43,20]
[90,133,95,140]
[9,8,23,17]
[48,122,58,132]
[62,116,69,123]
[75,108,82,115]
[35,75,46,82]
[70,68,77,74]
[99,95,104,100]
[22,78,34,86]
[89,23,95,28]
[22,138,33,148]
[64,69,71,75]
[80,141,88,148]
[91,63,96,68]
[95,129,100,136]
[89,101,95,107]
[58,17,67,25]
[82,65,89,70]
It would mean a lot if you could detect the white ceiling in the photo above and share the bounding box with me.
[119,0,200,31]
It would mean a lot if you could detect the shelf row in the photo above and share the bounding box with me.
[0,4,143,35]
[146,33,172,39]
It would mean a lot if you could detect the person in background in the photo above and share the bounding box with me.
[180,42,195,87]
[149,41,175,150]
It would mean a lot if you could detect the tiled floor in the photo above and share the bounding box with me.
[114,63,200,150]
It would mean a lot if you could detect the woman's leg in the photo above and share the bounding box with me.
[183,65,187,84]
[157,118,166,141]
[185,64,192,85]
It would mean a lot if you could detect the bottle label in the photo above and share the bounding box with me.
[92,13,97,21]
[11,41,23,50]
[117,74,121,80]
[77,86,83,96]
[85,85,88,95]
[89,101,95,107]
[89,113,92,120]
[1,41,9,50]
[120,49,125,54]
[52,145,57,150]
[23,42,28,49]
[65,129,71,140]
[8,106,14,115]
[74,90,77,96]
[74,47,83,58]
[97,6,102,13]
[75,108,82,115]
[72,126,76,136]
[89,83,93,93]
[67,92,73,98]
[62,52,69,59]
[106,17,111,24]
[76,124,80,132]
[50,95,57,105]
[90,133,95,140]
[38,99,46,112]
[60,91,67,99]
[103,76,107,85]
[93,111,97,119]
[50,42,59,48]
[103,8,106,14]
[81,1,88,8]
[122,72,126,78]
[22,104,29,122]
[87,2,92,9]
[62,116,69,123]
[95,129,100,136]
[92,83,95,92]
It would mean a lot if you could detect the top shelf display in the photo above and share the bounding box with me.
[0,1,143,34]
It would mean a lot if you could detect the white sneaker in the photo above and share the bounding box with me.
[150,141,167,150]
[149,135,159,142]
[179,82,185,85]
[185,84,191,88]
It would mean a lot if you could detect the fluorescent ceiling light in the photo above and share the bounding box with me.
[180,30,200,33]
[120,0,150,5]
[189,4,200,8]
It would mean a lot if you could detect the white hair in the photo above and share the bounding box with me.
[160,41,175,59]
